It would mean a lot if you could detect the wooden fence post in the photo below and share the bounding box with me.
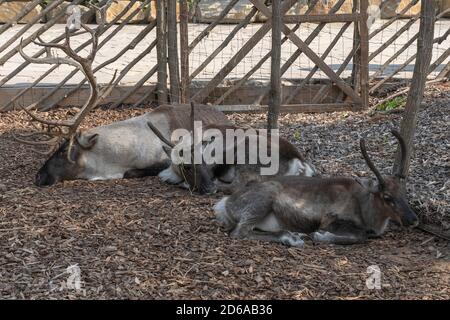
[351,0,369,109]
[156,0,168,105]
[359,0,369,108]
[268,0,281,130]
[351,0,361,96]
[393,0,436,180]
[180,0,189,103]
[167,0,180,104]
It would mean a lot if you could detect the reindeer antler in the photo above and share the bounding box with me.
[391,129,407,179]
[148,102,199,150]
[14,4,116,160]
[360,138,386,189]
[147,121,176,148]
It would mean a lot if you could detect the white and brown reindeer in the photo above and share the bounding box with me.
[213,130,419,246]
[14,21,232,186]
[32,104,232,186]
[147,104,317,195]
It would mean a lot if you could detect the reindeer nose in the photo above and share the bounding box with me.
[200,184,217,195]
[203,188,217,195]
[404,214,419,228]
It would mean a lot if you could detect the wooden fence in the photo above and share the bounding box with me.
[178,0,369,113]
[367,0,450,97]
[0,0,449,113]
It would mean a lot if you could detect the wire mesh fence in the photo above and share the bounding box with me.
[0,0,449,112]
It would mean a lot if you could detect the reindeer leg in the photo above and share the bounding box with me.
[312,231,364,245]
[312,218,367,245]
[231,226,307,247]
[123,160,171,178]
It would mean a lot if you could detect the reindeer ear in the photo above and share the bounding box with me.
[356,177,380,193]
[76,132,99,150]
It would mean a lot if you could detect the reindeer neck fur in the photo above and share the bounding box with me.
[356,179,391,236]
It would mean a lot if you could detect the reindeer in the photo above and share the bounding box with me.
[14,16,232,186]
[147,104,317,195]
[213,130,419,246]
[32,105,232,186]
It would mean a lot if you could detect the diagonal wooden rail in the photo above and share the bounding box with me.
[284,22,352,105]
[1,0,152,112]
[191,0,299,104]
[0,0,81,66]
[213,0,320,106]
[249,0,363,105]
[0,0,43,36]
[0,0,112,88]
[253,0,351,105]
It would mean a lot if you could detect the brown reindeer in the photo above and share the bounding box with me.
[213,130,419,246]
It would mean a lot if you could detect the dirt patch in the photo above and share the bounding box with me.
[0,86,448,299]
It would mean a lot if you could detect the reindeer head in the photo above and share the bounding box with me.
[360,130,418,228]
[14,5,116,186]
[35,132,99,186]
[170,136,217,195]
[148,103,217,195]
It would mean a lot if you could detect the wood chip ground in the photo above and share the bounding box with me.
[0,84,448,299]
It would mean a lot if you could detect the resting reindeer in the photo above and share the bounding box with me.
[148,105,316,195]
[13,20,232,186]
[32,104,232,186]
[213,130,419,246]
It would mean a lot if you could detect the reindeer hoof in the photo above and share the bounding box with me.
[312,231,339,243]
[280,232,306,247]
